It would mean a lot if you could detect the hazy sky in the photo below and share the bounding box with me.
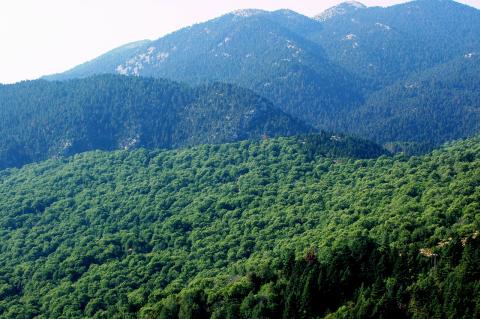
[1,0,479,84]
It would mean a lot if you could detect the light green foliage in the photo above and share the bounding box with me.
[0,135,478,318]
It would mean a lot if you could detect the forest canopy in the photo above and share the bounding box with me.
[0,134,478,318]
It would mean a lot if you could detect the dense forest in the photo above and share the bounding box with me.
[0,133,478,318]
[1,1,479,318]
[345,54,480,152]
[0,75,309,169]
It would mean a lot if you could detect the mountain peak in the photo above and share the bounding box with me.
[273,8,299,16]
[230,9,266,18]
[315,1,366,22]
[343,1,367,8]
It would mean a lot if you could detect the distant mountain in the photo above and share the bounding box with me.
[0,75,311,169]
[312,0,480,86]
[45,9,363,130]
[346,53,480,153]
[44,0,480,150]
[315,1,366,22]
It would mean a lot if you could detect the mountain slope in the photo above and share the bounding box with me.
[0,75,311,169]
[312,0,480,86]
[48,0,480,94]
[45,9,363,129]
[346,53,480,152]
[43,1,480,150]
[0,134,478,318]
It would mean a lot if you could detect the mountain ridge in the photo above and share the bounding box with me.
[0,74,313,169]
[315,1,367,22]
[41,0,480,151]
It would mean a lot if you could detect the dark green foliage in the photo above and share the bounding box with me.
[345,54,480,151]
[0,134,478,318]
[0,75,310,169]
[156,234,480,319]
[299,133,387,160]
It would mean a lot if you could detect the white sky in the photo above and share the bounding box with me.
[0,0,479,84]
